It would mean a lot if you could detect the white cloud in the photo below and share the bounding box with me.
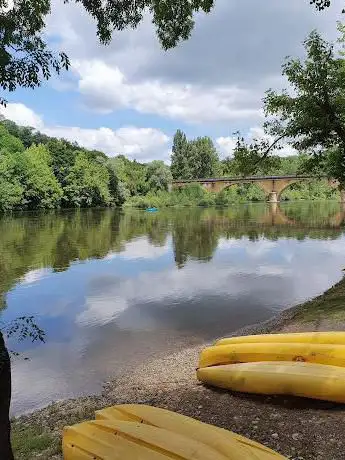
[20,268,50,285]
[216,137,238,158]
[43,125,170,159]
[43,0,341,129]
[216,126,297,158]
[104,237,170,261]
[72,60,261,123]
[0,103,44,130]
[0,103,170,161]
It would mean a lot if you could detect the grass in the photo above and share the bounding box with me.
[291,275,345,323]
[11,421,61,460]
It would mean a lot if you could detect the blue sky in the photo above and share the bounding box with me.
[1,0,342,163]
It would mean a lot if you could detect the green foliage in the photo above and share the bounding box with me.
[15,144,63,209]
[46,139,77,187]
[189,137,220,178]
[110,155,148,196]
[0,120,125,211]
[11,423,57,460]
[171,130,191,180]
[0,0,69,105]
[264,30,345,185]
[64,153,111,207]
[171,130,220,179]
[0,124,24,153]
[0,150,23,211]
[226,30,345,185]
[0,0,215,106]
[146,160,172,191]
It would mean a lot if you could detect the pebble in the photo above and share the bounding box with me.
[271,433,279,439]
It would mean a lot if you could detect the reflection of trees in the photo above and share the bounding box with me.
[0,203,344,308]
[0,209,170,309]
[172,209,219,268]
[172,204,345,267]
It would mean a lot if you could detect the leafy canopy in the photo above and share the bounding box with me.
[170,130,220,179]
[232,29,345,186]
[0,0,215,103]
[1,0,338,103]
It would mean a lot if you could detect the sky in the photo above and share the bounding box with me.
[0,0,343,163]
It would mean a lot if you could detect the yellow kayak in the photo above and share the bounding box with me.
[95,404,284,459]
[215,331,345,347]
[197,361,345,403]
[198,342,345,369]
[63,404,286,459]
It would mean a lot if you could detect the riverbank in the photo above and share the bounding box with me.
[12,276,345,460]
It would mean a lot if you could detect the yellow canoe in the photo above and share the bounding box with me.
[63,404,286,459]
[197,361,345,403]
[95,404,284,459]
[215,331,345,347]
[198,342,345,369]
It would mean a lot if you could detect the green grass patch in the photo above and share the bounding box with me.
[293,276,345,322]
[11,423,60,460]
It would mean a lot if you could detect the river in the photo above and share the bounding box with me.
[1,201,345,415]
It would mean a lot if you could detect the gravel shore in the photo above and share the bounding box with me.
[13,279,345,459]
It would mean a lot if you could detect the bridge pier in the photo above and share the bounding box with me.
[268,191,279,203]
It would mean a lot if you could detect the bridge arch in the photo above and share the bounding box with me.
[172,175,343,203]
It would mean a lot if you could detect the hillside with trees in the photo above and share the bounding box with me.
[0,118,339,212]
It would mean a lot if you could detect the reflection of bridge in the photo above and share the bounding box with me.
[264,202,345,227]
[204,202,345,228]
[172,175,344,203]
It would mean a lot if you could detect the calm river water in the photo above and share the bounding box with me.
[1,202,345,415]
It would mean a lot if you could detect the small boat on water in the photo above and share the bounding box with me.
[146,207,158,212]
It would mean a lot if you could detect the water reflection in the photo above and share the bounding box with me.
[1,202,345,414]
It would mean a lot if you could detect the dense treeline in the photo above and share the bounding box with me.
[0,119,172,211]
[0,119,339,212]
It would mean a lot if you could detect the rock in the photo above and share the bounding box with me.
[292,433,302,441]
[272,433,279,439]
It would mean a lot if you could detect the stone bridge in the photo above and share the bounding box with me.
[172,175,344,203]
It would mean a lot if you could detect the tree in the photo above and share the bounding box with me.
[105,159,128,205]
[171,130,192,180]
[0,150,23,211]
[0,0,340,106]
[189,136,220,178]
[64,152,111,207]
[46,138,77,188]
[1,1,215,105]
[230,31,345,185]
[15,144,63,209]
[0,0,69,105]
[0,124,24,154]
[110,155,148,196]
[231,134,283,177]
[263,30,345,187]
[146,160,172,191]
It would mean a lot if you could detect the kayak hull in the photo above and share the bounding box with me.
[197,361,345,404]
[96,404,284,459]
[198,342,345,369]
[63,404,286,459]
[215,332,345,347]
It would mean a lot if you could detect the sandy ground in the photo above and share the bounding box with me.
[13,292,345,460]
